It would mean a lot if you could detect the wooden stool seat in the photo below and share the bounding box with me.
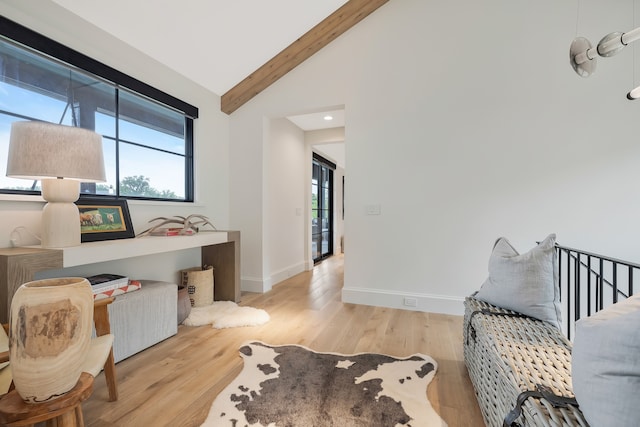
[0,372,93,427]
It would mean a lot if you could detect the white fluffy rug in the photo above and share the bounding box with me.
[183,301,270,329]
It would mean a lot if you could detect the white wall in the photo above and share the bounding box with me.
[0,0,230,283]
[230,0,640,314]
[332,165,345,256]
[265,118,307,290]
[308,127,346,169]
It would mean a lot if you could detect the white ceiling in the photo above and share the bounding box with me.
[287,109,345,168]
[286,109,345,131]
[50,0,349,97]
[50,0,346,135]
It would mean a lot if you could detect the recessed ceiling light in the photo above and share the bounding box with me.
[323,115,333,121]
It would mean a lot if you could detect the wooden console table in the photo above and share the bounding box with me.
[0,231,240,323]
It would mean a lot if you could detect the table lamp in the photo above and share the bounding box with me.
[6,121,106,248]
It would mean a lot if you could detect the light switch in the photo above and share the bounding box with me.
[366,204,381,215]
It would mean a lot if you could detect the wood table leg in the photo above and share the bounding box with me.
[93,297,118,401]
[102,350,117,401]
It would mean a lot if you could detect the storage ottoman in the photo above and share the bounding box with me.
[106,280,177,363]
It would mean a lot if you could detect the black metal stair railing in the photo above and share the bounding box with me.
[556,243,639,340]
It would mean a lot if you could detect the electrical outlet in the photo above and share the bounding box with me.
[403,297,417,307]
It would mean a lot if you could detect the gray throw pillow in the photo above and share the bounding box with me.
[572,294,640,427]
[474,233,562,329]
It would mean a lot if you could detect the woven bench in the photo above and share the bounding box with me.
[463,297,588,427]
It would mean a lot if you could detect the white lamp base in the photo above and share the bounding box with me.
[41,179,81,248]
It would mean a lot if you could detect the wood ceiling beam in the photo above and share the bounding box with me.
[221,0,389,115]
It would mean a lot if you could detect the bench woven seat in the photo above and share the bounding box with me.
[463,297,588,427]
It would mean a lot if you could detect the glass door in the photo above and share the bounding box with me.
[312,154,334,263]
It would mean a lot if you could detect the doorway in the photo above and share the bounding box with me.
[312,153,335,263]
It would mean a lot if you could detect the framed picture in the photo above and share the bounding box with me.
[76,198,135,243]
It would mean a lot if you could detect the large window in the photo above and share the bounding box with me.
[0,17,197,201]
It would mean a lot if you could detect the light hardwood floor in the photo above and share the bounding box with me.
[83,254,485,426]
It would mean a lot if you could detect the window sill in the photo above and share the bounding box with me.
[0,194,203,207]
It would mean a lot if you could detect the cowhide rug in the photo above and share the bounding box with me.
[183,301,270,329]
[202,341,447,426]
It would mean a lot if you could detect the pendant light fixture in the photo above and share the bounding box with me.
[570,27,640,100]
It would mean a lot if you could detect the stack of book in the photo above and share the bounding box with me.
[86,273,142,300]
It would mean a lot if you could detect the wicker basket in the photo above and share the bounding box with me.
[463,297,588,427]
[181,265,214,307]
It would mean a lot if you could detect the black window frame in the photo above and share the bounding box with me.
[312,152,335,263]
[0,16,198,202]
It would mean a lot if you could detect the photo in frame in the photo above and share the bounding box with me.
[76,198,135,242]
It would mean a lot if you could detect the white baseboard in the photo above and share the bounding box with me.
[341,287,465,316]
[241,277,270,293]
[241,261,307,294]
[304,260,314,271]
[269,262,306,287]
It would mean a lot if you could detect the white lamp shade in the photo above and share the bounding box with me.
[6,121,106,182]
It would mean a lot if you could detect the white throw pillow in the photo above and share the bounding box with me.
[572,294,640,427]
[474,233,562,329]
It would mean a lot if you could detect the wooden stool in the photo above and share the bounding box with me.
[0,372,93,427]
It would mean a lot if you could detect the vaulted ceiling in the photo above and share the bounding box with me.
[49,0,388,115]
